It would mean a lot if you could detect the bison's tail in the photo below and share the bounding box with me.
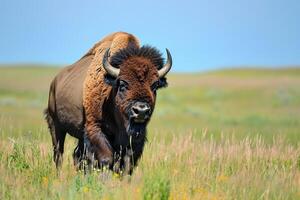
[44,108,54,131]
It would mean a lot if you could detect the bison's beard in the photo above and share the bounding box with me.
[126,119,147,138]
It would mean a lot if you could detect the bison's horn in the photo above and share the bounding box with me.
[102,48,120,78]
[158,49,172,78]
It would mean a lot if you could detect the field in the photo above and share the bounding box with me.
[0,66,300,199]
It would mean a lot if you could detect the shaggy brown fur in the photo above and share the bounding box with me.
[82,32,141,166]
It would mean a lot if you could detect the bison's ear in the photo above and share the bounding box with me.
[104,74,118,86]
[158,77,168,89]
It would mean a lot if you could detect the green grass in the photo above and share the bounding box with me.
[0,66,300,199]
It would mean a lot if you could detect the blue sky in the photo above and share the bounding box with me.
[1,0,299,72]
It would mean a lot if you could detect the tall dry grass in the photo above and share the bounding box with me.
[1,130,299,199]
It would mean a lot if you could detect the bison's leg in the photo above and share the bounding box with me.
[73,139,84,169]
[52,127,66,169]
[84,127,113,169]
[123,140,146,175]
[45,110,66,169]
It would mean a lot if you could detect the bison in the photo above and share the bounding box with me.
[45,32,172,174]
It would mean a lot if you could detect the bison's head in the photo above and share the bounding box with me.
[103,46,172,137]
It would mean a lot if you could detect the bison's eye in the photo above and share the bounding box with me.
[151,81,159,92]
[118,80,129,93]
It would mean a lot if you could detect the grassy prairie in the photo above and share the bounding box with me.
[0,66,300,199]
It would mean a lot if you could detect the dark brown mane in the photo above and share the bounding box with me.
[110,45,165,69]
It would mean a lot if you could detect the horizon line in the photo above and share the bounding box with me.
[0,63,299,73]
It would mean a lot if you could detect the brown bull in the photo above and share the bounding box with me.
[44,32,172,174]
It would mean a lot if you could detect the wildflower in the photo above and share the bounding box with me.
[194,187,207,195]
[216,175,229,182]
[102,196,110,200]
[136,187,140,193]
[82,186,89,193]
[113,172,120,179]
[42,176,49,188]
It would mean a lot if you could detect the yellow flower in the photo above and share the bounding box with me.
[216,175,229,182]
[82,186,89,193]
[194,187,208,195]
[136,187,140,193]
[42,176,49,188]
[101,195,110,200]
[113,172,120,179]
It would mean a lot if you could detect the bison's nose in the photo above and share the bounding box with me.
[131,102,151,122]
